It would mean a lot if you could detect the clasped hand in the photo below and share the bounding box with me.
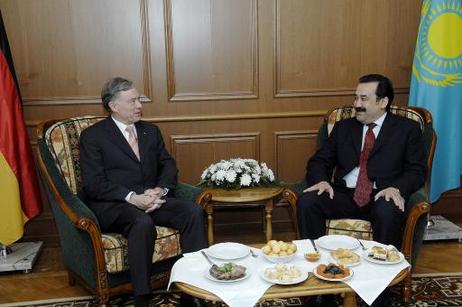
[129,187,166,213]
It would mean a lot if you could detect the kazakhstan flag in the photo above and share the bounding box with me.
[409,0,462,202]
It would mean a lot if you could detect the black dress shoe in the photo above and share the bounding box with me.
[134,294,151,307]
[303,295,340,307]
[179,293,204,307]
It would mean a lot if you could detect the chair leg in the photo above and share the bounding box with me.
[96,293,110,307]
[67,271,76,286]
[403,272,412,304]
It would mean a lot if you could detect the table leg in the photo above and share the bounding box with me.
[264,199,274,242]
[205,205,214,245]
[343,292,357,307]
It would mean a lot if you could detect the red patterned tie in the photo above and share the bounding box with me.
[125,126,140,160]
[353,123,376,207]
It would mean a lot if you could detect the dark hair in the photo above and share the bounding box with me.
[359,74,394,111]
[101,77,134,112]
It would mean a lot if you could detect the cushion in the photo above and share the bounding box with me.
[102,227,181,274]
[45,116,182,273]
[326,219,373,240]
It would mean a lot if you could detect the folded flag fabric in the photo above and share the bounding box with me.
[0,11,41,245]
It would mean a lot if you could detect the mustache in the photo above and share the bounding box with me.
[355,107,366,112]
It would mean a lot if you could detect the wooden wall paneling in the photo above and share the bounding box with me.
[164,0,258,101]
[0,0,151,106]
[274,130,319,182]
[274,0,421,98]
[170,133,260,184]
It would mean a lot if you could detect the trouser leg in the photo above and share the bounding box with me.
[151,198,208,253]
[368,197,406,248]
[296,188,359,239]
[106,205,157,296]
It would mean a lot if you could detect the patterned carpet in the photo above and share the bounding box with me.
[9,274,462,307]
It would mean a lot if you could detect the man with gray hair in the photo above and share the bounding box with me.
[79,77,207,306]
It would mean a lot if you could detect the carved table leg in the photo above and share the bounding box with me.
[205,205,214,245]
[265,199,274,242]
[343,292,357,307]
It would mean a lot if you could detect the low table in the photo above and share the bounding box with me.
[198,187,295,245]
[175,270,407,307]
[173,241,410,307]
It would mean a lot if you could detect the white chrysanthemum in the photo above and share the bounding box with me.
[209,165,217,174]
[201,168,209,179]
[234,159,246,169]
[222,161,232,170]
[267,169,275,181]
[215,169,226,181]
[225,170,237,183]
[252,173,261,183]
[240,173,252,186]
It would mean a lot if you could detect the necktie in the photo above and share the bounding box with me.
[125,126,140,160]
[353,123,376,207]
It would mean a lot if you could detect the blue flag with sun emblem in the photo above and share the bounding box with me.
[409,0,462,202]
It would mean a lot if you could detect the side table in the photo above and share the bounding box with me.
[197,187,296,245]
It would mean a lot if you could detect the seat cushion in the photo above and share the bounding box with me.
[326,219,373,240]
[102,226,181,274]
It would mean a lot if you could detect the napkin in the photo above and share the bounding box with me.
[343,240,410,306]
[294,239,410,306]
[168,247,273,307]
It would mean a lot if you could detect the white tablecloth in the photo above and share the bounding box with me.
[168,240,410,307]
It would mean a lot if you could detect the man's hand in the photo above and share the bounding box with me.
[374,187,405,212]
[144,198,166,213]
[144,187,164,198]
[303,181,334,199]
[128,193,155,210]
[128,193,166,212]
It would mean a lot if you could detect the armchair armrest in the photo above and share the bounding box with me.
[175,182,204,203]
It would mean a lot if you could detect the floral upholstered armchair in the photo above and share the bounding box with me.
[284,105,436,304]
[36,116,207,306]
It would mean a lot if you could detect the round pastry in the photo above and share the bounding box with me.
[331,248,360,265]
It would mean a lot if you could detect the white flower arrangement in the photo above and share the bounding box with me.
[199,158,277,189]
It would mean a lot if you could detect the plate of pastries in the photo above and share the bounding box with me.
[364,245,404,264]
[313,263,353,281]
[330,248,361,267]
[261,263,308,285]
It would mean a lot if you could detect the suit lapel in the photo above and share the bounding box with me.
[350,120,363,157]
[104,117,140,163]
[136,122,150,162]
[369,113,396,157]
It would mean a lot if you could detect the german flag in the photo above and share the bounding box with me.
[0,11,41,245]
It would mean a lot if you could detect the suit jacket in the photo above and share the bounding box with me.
[79,117,178,227]
[306,112,426,200]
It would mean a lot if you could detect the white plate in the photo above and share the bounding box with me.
[316,235,360,251]
[313,266,354,282]
[363,250,404,265]
[207,242,250,260]
[205,268,251,283]
[260,266,309,285]
[328,252,361,267]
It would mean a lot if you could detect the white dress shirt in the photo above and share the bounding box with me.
[343,112,387,188]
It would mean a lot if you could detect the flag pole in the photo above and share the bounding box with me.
[0,244,12,257]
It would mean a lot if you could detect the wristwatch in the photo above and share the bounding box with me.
[161,187,169,196]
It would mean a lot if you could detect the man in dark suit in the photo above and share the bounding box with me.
[297,74,426,249]
[79,77,207,307]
